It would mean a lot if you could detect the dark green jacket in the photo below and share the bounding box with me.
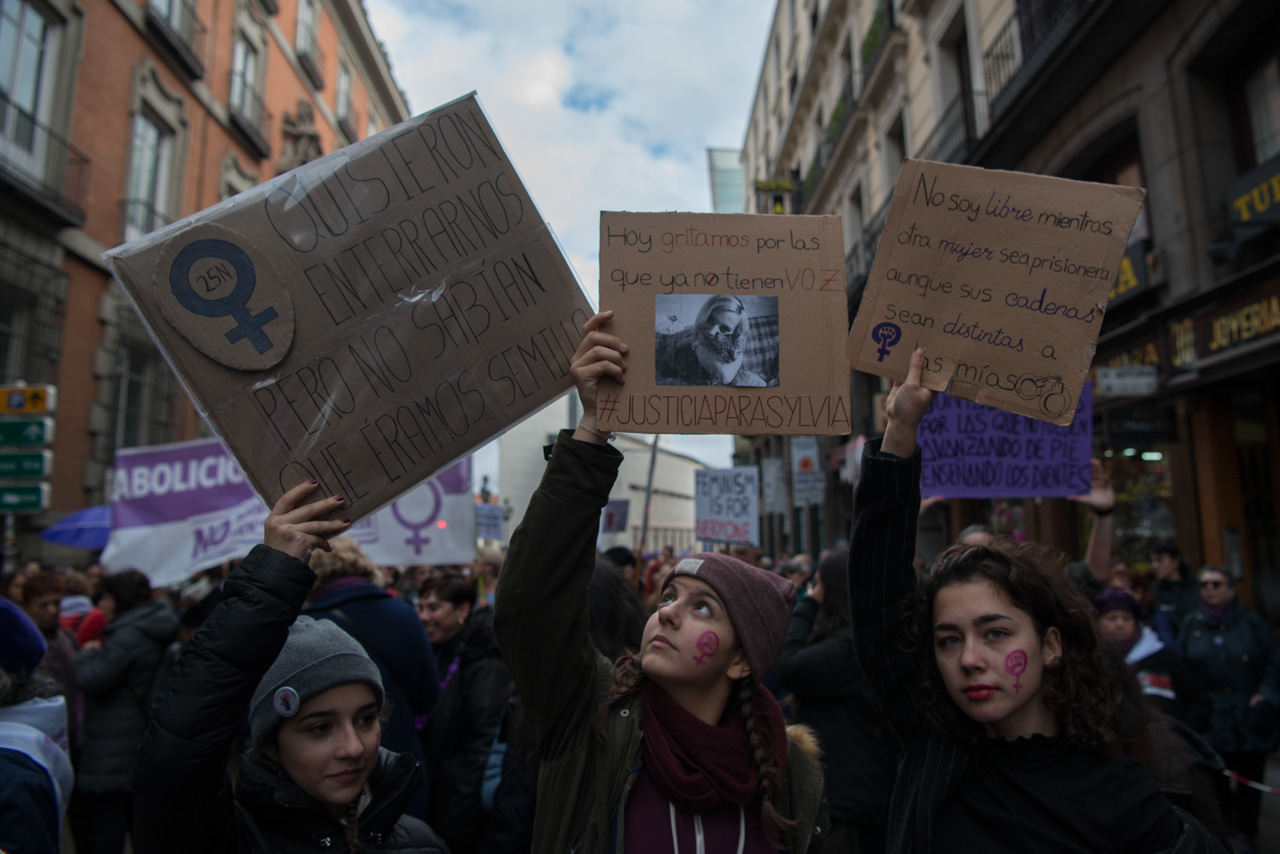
[495,431,828,854]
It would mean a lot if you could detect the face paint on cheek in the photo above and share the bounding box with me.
[1004,649,1028,693]
[692,631,720,665]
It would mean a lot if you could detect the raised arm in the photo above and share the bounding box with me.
[1068,459,1116,582]
[132,483,348,854]
[494,311,627,761]
[849,349,935,743]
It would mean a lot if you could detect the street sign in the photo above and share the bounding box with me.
[0,483,50,513]
[0,451,53,478]
[0,418,54,445]
[1095,365,1159,397]
[0,385,57,415]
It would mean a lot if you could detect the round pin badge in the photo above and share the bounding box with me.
[273,686,301,717]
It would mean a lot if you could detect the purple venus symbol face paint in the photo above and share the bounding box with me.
[693,631,720,665]
[1004,649,1028,693]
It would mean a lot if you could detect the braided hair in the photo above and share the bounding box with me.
[737,678,798,845]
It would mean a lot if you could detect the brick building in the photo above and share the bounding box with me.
[1,0,408,564]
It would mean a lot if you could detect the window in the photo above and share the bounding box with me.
[365,112,379,139]
[0,292,25,381]
[336,61,351,119]
[1245,59,1280,164]
[230,36,258,119]
[123,111,172,242]
[0,0,54,168]
[295,0,313,53]
[115,342,173,448]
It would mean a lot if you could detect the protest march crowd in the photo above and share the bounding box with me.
[2,311,1277,854]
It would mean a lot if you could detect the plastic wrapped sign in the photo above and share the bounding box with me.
[104,93,592,522]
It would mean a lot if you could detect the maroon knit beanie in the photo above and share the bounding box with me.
[661,553,797,682]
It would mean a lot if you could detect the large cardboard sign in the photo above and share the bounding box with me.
[104,94,592,522]
[849,160,1145,425]
[102,438,476,587]
[695,466,760,546]
[596,212,850,435]
[920,383,1092,499]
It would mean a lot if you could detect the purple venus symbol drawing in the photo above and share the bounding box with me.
[871,322,902,361]
[390,481,444,555]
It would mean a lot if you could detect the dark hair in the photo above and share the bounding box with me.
[903,541,1120,754]
[419,572,476,609]
[809,549,850,644]
[1150,540,1181,559]
[604,546,636,571]
[1106,565,1151,607]
[1197,564,1233,587]
[594,659,798,844]
[22,570,66,604]
[587,558,647,661]
[101,570,153,615]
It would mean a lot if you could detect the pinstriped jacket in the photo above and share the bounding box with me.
[849,439,1224,854]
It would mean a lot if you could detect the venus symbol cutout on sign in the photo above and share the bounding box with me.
[169,239,279,354]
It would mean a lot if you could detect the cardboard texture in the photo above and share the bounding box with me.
[849,160,1145,425]
[919,383,1093,499]
[597,212,850,435]
[105,94,592,521]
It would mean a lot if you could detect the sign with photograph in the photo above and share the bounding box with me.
[597,212,850,435]
[104,94,592,524]
[695,466,760,546]
[603,498,630,533]
[849,160,1145,425]
[102,438,475,586]
[919,383,1093,498]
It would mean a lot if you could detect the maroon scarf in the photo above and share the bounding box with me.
[640,681,788,813]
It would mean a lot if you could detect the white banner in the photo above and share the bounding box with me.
[103,438,474,587]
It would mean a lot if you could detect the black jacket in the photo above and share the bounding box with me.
[75,598,177,793]
[132,545,447,854]
[421,606,510,853]
[776,594,898,825]
[849,439,1224,854]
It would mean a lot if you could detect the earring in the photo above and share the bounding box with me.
[458,616,464,625]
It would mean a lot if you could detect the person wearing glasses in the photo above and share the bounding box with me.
[1178,565,1280,854]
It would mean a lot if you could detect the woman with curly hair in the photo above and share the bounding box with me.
[494,311,827,853]
[852,349,1222,854]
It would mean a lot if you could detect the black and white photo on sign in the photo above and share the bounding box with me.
[654,294,780,388]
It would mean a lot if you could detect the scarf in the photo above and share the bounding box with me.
[640,681,788,814]
[1200,600,1233,621]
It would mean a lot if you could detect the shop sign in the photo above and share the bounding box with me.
[1107,243,1151,307]
[1103,404,1177,446]
[1205,290,1280,355]
[1095,365,1158,397]
[754,180,796,193]
[1168,317,1197,373]
[1227,153,1280,239]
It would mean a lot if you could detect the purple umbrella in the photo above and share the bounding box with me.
[40,505,111,550]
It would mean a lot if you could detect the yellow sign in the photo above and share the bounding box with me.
[1209,295,1280,352]
[0,385,57,415]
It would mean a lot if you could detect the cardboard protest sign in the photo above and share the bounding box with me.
[104,94,592,522]
[849,160,1145,425]
[103,438,475,586]
[920,383,1092,498]
[789,436,823,507]
[476,504,503,541]
[596,212,850,435]
[695,466,760,546]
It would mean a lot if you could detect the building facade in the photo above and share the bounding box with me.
[2,0,408,565]
[742,0,1280,625]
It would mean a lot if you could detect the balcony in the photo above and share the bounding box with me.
[915,92,979,164]
[297,25,326,90]
[120,199,171,245]
[974,0,1173,168]
[800,77,859,211]
[860,1,907,105]
[146,0,207,79]
[769,0,849,182]
[229,71,273,160]
[0,91,89,227]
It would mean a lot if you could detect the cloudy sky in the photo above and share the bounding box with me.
[364,0,776,476]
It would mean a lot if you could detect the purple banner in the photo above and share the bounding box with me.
[109,439,251,529]
[919,383,1092,498]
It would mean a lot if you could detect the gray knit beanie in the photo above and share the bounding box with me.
[248,616,384,746]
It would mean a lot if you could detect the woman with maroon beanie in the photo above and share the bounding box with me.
[494,311,828,854]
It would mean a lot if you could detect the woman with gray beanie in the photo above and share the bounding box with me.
[131,482,448,854]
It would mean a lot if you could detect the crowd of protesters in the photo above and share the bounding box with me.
[1,313,1277,854]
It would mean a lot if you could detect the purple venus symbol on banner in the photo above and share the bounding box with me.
[871,322,901,362]
[390,481,444,555]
